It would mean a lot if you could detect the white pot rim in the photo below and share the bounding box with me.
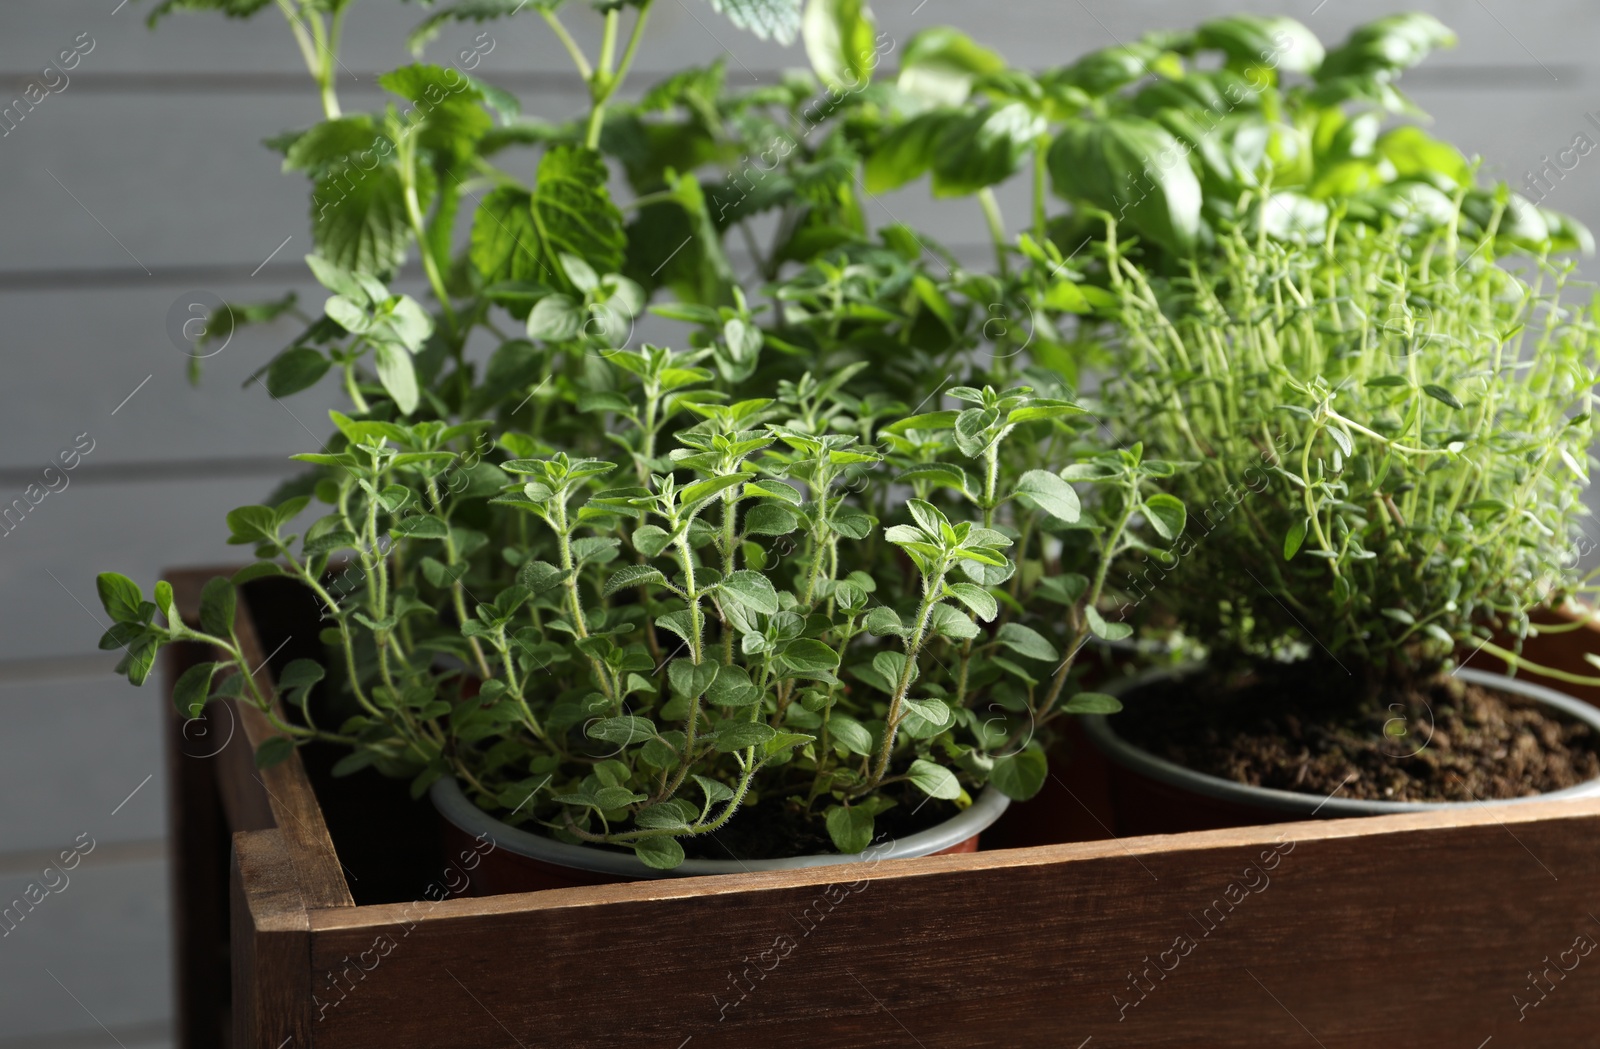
[430,777,1012,879]
[1081,665,1600,816]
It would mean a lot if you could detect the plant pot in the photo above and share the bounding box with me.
[430,776,1013,894]
[1081,666,1600,835]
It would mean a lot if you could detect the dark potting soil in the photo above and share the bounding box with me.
[1115,664,1600,802]
[681,790,960,862]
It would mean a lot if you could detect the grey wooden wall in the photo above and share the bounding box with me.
[2,1,1597,1045]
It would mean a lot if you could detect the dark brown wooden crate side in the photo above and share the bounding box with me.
[232,829,315,1049]
[300,798,1600,1049]
[169,567,352,912]
[163,637,233,1049]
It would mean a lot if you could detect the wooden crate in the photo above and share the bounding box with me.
[163,569,1600,1049]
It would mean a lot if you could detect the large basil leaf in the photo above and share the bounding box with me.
[931,103,1045,198]
[896,27,1005,106]
[803,0,877,92]
[864,111,948,194]
[1196,14,1324,75]
[1048,116,1202,255]
[1318,13,1456,80]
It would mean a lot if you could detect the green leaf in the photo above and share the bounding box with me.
[373,343,419,415]
[896,464,970,492]
[744,503,800,536]
[765,731,815,758]
[525,294,584,341]
[1142,493,1186,542]
[945,582,998,622]
[404,0,534,56]
[390,515,450,539]
[899,696,953,737]
[199,577,236,636]
[266,347,331,398]
[1062,692,1122,715]
[996,622,1059,662]
[714,719,777,752]
[531,145,626,292]
[634,835,686,870]
[254,736,295,770]
[587,716,658,746]
[929,602,980,640]
[694,774,735,807]
[1377,126,1472,187]
[827,714,874,757]
[931,103,1046,198]
[863,606,908,638]
[232,562,286,586]
[277,659,325,691]
[1049,116,1203,255]
[1083,605,1132,642]
[115,639,160,687]
[779,638,841,675]
[471,186,545,286]
[1319,13,1456,79]
[907,759,962,800]
[1197,14,1324,75]
[312,162,425,275]
[803,0,876,92]
[603,564,668,597]
[145,0,274,26]
[97,573,144,623]
[897,26,1006,106]
[864,111,948,195]
[378,64,491,164]
[172,661,218,718]
[989,749,1047,800]
[1284,518,1308,560]
[668,659,719,700]
[707,665,762,707]
[1015,469,1081,523]
[719,570,780,614]
[825,804,874,853]
[704,0,804,44]
[1422,384,1464,410]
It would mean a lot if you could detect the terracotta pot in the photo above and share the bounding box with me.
[1081,666,1600,836]
[430,777,1011,895]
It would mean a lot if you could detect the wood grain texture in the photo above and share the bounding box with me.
[231,828,313,1049]
[302,798,1600,1049]
[170,567,352,910]
[163,638,231,1049]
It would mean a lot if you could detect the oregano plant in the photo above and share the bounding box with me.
[100,0,1195,866]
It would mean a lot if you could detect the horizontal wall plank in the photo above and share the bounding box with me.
[0,675,167,852]
[0,474,287,662]
[0,858,170,1044]
[0,87,1014,273]
[0,280,359,470]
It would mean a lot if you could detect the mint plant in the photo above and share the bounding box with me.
[100,0,1196,867]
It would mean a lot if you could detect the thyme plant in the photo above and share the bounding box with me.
[1100,205,1600,693]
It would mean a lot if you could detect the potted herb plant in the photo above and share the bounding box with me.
[1082,204,1600,832]
[97,0,1187,886]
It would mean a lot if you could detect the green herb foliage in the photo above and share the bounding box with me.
[1100,207,1600,689]
[104,0,1207,865]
